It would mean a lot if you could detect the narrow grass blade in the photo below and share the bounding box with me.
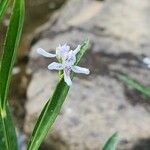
[102,132,119,150]
[27,40,89,150]
[0,104,18,150]
[0,0,9,21]
[0,0,25,109]
[0,0,24,149]
[118,74,150,97]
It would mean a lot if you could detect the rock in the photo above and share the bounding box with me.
[28,0,150,84]
[25,70,150,150]
[25,0,150,149]
[29,0,150,57]
[26,0,67,20]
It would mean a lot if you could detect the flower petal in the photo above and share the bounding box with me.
[64,68,72,86]
[71,66,90,74]
[63,43,70,52]
[73,45,81,55]
[143,57,150,65]
[56,44,70,59]
[48,62,63,70]
[37,48,56,58]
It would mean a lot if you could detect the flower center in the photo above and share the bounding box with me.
[63,50,76,66]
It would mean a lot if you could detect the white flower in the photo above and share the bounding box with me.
[37,47,56,58]
[37,44,81,61]
[37,44,90,86]
[143,57,150,68]
[56,44,70,60]
[48,50,90,86]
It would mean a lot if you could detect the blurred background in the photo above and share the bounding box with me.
[0,0,150,149]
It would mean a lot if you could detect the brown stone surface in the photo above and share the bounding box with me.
[24,0,150,149]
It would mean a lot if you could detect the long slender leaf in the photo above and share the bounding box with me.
[27,40,89,150]
[0,0,25,109]
[0,0,25,149]
[102,132,119,150]
[118,74,150,97]
[0,0,9,21]
[0,104,18,150]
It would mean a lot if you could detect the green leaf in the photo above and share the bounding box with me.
[0,104,18,150]
[0,0,10,21]
[27,39,89,150]
[102,132,119,150]
[118,74,150,97]
[0,0,25,109]
[75,39,89,65]
[0,0,25,149]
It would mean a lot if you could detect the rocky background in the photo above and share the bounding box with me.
[8,0,150,150]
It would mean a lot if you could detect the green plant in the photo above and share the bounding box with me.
[102,132,119,150]
[118,74,150,97]
[0,1,119,149]
[27,40,90,150]
[0,0,24,150]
